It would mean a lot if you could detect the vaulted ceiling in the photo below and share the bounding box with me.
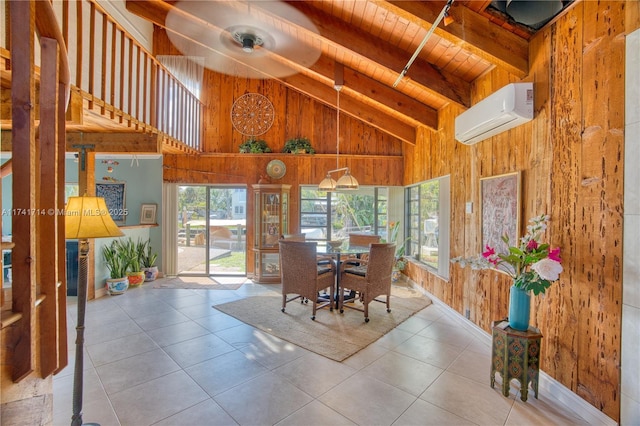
[126,0,566,143]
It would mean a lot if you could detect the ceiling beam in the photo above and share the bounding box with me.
[375,0,529,77]
[306,55,438,129]
[285,1,470,107]
[280,73,416,144]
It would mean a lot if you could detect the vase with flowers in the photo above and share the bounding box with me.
[388,221,407,281]
[451,214,563,330]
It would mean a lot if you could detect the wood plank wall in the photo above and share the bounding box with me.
[158,3,638,420]
[404,2,633,421]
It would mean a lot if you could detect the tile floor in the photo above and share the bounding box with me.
[53,281,590,426]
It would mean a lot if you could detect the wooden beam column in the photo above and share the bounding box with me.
[38,36,61,377]
[10,0,36,382]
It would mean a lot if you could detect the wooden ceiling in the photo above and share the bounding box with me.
[125,0,551,142]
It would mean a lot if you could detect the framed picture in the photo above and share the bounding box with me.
[140,203,157,225]
[95,181,126,224]
[480,171,521,273]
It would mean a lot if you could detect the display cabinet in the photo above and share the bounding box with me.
[251,184,290,283]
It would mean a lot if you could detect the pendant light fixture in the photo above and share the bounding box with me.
[319,65,359,191]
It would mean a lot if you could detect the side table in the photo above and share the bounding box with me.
[490,320,542,402]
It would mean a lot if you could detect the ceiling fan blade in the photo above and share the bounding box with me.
[165,0,321,79]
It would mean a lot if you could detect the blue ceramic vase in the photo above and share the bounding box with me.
[508,284,531,331]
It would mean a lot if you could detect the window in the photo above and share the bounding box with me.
[406,176,450,279]
[299,187,388,241]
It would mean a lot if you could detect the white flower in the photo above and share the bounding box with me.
[531,258,563,281]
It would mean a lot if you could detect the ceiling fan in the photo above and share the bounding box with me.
[165,0,321,79]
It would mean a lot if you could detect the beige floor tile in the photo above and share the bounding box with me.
[87,332,159,367]
[145,319,210,347]
[133,308,191,331]
[375,326,415,350]
[153,399,239,426]
[420,371,515,425]
[392,398,476,425]
[341,340,388,370]
[184,350,269,397]
[362,351,444,396]
[214,371,314,425]
[194,311,246,333]
[417,320,475,348]
[276,400,357,426]
[506,395,589,425]
[393,334,464,369]
[54,284,596,426]
[273,352,357,398]
[163,333,235,368]
[318,372,416,425]
[96,348,180,394]
[84,318,144,346]
[109,370,209,426]
[445,347,493,385]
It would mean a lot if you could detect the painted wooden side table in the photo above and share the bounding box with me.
[490,320,543,402]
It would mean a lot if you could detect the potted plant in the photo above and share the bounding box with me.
[140,238,159,282]
[282,137,315,154]
[239,138,271,153]
[102,240,130,295]
[451,214,563,331]
[122,238,146,286]
[388,221,407,281]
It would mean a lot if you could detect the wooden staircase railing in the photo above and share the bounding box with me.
[59,0,202,152]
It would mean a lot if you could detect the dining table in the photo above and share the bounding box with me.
[317,242,370,310]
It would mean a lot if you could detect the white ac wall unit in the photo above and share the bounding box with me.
[455,82,534,145]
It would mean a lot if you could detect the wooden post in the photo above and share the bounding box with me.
[10,0,36,382]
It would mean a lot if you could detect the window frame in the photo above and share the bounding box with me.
[405,175,450,279]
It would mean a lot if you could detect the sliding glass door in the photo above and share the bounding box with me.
[177,185,246,276]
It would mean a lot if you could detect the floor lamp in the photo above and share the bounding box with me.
[65,196,124,426]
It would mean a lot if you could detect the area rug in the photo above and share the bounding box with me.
[152,276,246,290]
[213,284,431,361]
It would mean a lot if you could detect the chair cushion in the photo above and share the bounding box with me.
[344,265,367,277]
[317,266,332,275]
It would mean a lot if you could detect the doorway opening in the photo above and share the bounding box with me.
[177,185,247,276]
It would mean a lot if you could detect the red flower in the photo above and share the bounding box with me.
[549,247,562,262]
[482,246,498,265]
[526,240,538,251]
[482,245,495,258]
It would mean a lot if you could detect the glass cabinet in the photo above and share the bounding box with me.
[251,184,290,283]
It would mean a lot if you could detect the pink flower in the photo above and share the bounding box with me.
[526,240,538,251]
[549,247,561,262]
[531,258,563,281]
[482,246,495,258]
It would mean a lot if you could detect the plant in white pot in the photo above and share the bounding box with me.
[102,240,129,295]
[140,238,159,282]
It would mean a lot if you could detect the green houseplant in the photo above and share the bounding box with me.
[140,238,159,281]
[102,240,130,295]
[282,137,315,154]
[388,221,407,281]
[239,138,271,153]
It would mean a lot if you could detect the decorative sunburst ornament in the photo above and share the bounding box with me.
[231,93,275,136]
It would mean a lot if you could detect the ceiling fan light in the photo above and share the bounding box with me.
[242,36,255,53]
[336,170,359,190]
[318,174,337,192]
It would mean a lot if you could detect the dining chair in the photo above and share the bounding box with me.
[344,233,382,269]
[280,233,306,241]
[339,243,396,322]
[279,240,335,320]
[348,233,381,247]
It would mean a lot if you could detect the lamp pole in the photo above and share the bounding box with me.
[71,238,90,426]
